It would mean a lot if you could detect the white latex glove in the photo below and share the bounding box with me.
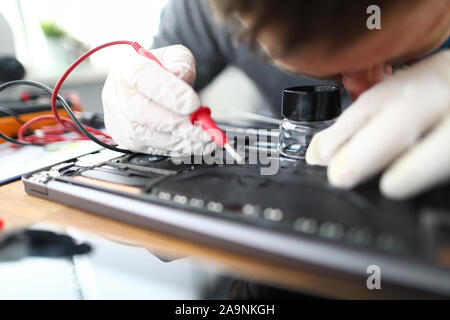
[306,50,450,200]
[102,45,216,156]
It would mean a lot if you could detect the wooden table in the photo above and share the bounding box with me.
[0,180,432,299]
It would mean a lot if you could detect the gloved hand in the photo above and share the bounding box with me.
[102,45,216,156]
[306,50,450,200]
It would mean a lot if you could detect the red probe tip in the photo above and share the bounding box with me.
[189,106,227,147]
[134,47,242,162]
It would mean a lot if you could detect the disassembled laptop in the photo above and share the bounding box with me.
[23,121,450,298]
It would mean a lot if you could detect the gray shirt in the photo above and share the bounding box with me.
[152,0,349,116]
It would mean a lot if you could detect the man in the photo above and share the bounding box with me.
[102,0,450,200]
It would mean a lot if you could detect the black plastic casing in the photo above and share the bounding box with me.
[282,85,342,122]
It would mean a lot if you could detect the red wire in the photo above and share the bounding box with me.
[51,40,134,126]
[17,40,134,145]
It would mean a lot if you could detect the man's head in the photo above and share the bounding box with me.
[209,0,450,100]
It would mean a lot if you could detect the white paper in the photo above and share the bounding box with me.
[0,140,102,184]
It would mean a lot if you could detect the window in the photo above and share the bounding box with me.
[0,0,168,74]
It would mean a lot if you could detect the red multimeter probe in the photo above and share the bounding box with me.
[14,41,242,162]
[134,43,242,162]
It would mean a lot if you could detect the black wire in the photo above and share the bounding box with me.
[0,104,33,145]
[0,106,34,137]
[0,104,35,145]
[0,80,133,153]
[0,106,25,124]
[0,131,32,146]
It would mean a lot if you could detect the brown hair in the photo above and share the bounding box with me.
[209,0,412,57]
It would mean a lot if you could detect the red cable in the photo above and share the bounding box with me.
[15,40,229,153]
[17,40,134,145]
[51,40,134,126]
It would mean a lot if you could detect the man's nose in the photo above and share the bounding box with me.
[342,63,393,101]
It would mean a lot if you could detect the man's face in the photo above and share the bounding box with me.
[243,1,450,100]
